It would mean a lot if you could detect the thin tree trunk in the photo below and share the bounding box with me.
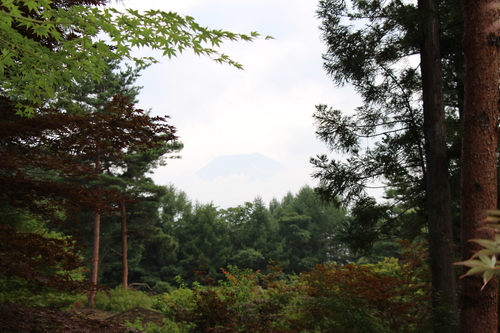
[88,153,101,308]
[460,0,500,329]
[121,199,129,289]
[418,0,458,330]
[88,209,101,308]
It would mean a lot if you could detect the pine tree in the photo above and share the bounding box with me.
[313,0,462,327]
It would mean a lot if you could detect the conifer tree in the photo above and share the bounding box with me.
[313,0,462,327]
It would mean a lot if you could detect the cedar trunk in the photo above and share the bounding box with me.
[460,0,499,330]
[419,0,458,329]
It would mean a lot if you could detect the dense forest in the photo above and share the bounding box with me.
[82,185,355,289]
[2,0,500,332]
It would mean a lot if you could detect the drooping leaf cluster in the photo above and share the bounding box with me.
[456,210,500,290]
[0,0,270,115]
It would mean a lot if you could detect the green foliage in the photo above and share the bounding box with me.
[172,203,232,284]
[0,278,82,310]
[154,287,197,332]
[48,58,183,291]
[156,286,195,313]
[272,186,352,269]
[157,265,295,332]
[0,237,86,309]
[0,1,272,330]
[155,186,352,285]
[156,252,432,332]
[1,0,271,115]
[296,250,431,332]
[357,239,402,264]
[312,0,463,252]
[94,286,155,312]
[152,281,174,294]
[365,257,404,277]
[293,286,390,333]
[126,320,170,333]
[50,58,143,114]
[0,210,88,309]
[43,182,352,293]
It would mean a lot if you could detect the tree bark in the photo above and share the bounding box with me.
[121,199,129,289]
[419,0,458,330]
[460,0,500,330]
[88,154,101,308]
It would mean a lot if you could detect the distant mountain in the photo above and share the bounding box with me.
[197,153,286,182]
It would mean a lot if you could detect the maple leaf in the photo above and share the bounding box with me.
[468,234,500,257]
[455,254,500,290]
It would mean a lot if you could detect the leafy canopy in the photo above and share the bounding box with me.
[0,0,272,115]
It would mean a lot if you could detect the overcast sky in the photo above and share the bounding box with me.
[116,0,360,208]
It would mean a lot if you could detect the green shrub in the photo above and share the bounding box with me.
[152,281,174,294]
[155,266,296,332]
[95,285,154,312]
[295,261,431,332]
[0,278,81,309]
[0,221,87,310]
[126,319,193,333]
[154,259,431,332]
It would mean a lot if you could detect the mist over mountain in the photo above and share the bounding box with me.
[197,153,286,182]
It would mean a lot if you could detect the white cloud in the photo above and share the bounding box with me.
[120,0,361,208]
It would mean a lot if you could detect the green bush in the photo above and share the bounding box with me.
[0,221,87,310]
[125,320,166,333]
[0,278,81,309]
[127,317,198,333]
[95,285,154,312]
[152,281,174,294]
[154,259,431,332]
[155,266,296,332]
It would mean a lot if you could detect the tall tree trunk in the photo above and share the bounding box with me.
[88,154,101,308]
[88,209,101,307]
[419,0,458,330]
[460,0,500,330]
[121,199,129,289]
